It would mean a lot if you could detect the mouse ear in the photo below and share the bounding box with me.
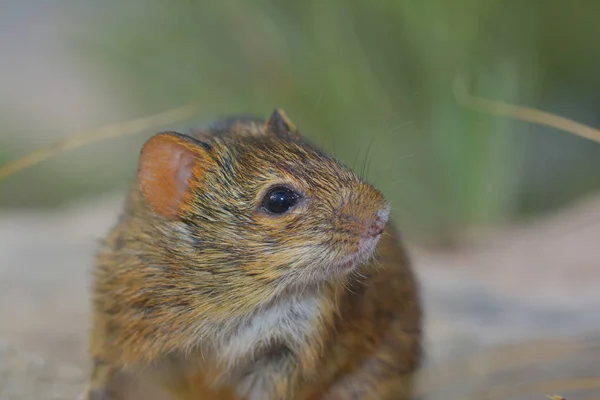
[265,109,300,139]
[138,132,211,220]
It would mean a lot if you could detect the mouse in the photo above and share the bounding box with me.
[85,109,422,400]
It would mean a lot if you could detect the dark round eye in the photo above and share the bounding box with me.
[263,187,301,214]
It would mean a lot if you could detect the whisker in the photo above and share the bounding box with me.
[361,133,378,180]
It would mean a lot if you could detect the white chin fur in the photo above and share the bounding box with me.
[331,234,382,274]
[359,235,381,255]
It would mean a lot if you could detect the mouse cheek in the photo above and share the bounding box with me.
[344,238,361,255]
[241,255,285,282]
[329,229,361,259]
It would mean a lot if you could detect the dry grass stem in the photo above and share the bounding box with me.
[453,74,600,145]
[0,103,201,180]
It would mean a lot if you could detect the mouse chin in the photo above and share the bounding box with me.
[292,235,383,287]
[329,235,382,276]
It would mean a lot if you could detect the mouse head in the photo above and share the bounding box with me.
[137,109,389,295]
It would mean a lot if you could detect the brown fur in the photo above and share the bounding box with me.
[86,110,422,399]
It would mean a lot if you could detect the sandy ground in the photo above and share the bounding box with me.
[1,193,599,399]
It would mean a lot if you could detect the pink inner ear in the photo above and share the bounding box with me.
[175,149,196,198]
[138,134,200,220]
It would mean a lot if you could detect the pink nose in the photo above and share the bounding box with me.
[366,217,386,238]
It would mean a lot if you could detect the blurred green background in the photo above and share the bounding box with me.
[1,0,600,244]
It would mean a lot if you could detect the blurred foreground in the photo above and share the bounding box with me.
[1,192,599,399]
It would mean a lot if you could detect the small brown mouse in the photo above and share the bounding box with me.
[85,109,422,399]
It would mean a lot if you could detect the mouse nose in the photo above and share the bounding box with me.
[365,206,390,238]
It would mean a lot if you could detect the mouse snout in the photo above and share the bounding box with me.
[364,205,390,238]
[332,184,389,240]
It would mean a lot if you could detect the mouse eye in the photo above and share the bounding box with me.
[262,186,301,214]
